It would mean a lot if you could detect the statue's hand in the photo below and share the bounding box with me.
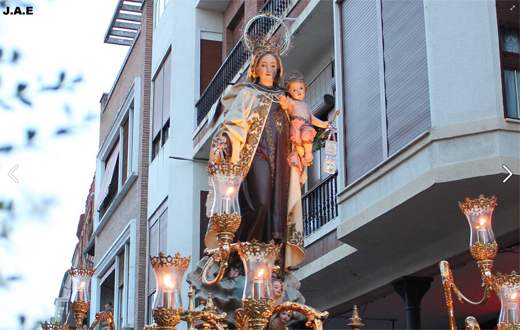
[212,135,231,163]
[278,94,289,110]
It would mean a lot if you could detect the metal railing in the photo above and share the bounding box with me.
[195,0,292,125]
[302,171,338,237]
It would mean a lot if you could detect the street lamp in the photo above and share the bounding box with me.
[68,267,94,329]
[148,252,190,329]
[202,161,247,286]
[495,272,520,327]
[439,195,519,329]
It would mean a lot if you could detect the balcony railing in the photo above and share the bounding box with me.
[302,171,338,236]
[195,0,292,125]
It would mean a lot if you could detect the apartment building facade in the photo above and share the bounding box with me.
[52,178,96,326]
[82,0,153,328]
[298,1,520,328]
[60,0,519,328]
[148,0,519,328]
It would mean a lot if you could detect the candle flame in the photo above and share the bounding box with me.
[226,186,235,195]
[79,282,85,289]
[479,218,486,226]
[164,274,175,288]
[512,292,518,300]
[256,269,265,278]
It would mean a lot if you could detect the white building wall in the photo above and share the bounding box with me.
[148,140,170,218]
[147,0,175,219]
[152,0,174,72]
[163,0,198,264]
[423,0,504,128]
[195,9,224,97]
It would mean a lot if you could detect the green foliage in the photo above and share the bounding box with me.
[313,128,329,152]
[0,2,87,327]
[0,47,84,146]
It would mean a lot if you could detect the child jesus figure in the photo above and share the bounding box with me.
[279,72,329,185]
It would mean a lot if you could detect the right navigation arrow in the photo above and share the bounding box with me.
[502,164,513,183]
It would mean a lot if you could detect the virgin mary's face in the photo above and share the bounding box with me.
[255,53,279,87]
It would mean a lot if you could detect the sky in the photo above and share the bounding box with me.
[0,0,129,328]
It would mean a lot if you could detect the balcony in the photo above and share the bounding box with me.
[302,171,338,236]
[195,0,293,126]
[104,0,143,46]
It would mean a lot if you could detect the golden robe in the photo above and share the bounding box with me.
[206,83,305,268]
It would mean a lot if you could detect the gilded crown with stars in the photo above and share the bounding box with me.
[242,12,292,57]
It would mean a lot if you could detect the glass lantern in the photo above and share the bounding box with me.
[237,240,281,300]
[150,253,190,310]
[495,272,520,326]
[68,267,94,304]
[458,195,497,260]
[207,163,247,217]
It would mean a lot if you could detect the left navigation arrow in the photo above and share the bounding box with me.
[8,165,19,183]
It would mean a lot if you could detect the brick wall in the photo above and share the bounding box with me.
[135,0,153,327]
[94,0,152,328]
[222,0,263,59]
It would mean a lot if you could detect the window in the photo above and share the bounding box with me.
[200,32,223,95]
[504,68,519,118]
[225,3,245,57]
[99,246,128,329]
[146,292,156,325]
[497,3,520,119]
[53,298,68,324]
[147,208,168,322]
[152,52,171,161]
[97,105,134,217]
[118,249,126,326]
[304,61,335,191]
[154,0,169,27]
[95,79,141,224]
[99,267,115,320]
[91,221,136,329]
[307,142,336,191]
[341,0,431,186]
[98,112,132,217]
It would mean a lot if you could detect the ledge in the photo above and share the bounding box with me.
[94,173,138,237]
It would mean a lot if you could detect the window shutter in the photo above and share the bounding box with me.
[159,209,168,254]
[382,0,430,155]
[307,149,322,190]
[96,141,120,210]
[306,62,335,118]
[162,54,171,127]
[122,118,129,182]
[341,0,384,185]
[148,220,159,295]
[200,39,223,95]
[152,69,164,140]
[118,249,125,285]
